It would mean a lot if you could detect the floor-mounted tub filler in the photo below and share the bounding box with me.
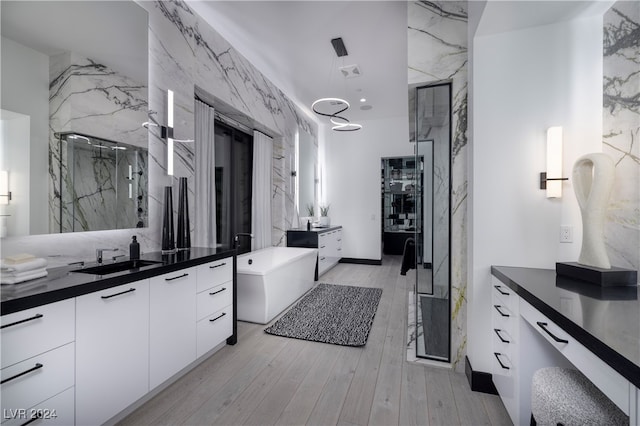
[236,246,318,324]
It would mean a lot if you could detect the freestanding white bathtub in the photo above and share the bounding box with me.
[236,246,318,324]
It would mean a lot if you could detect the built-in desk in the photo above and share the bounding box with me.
[491,266,639,425]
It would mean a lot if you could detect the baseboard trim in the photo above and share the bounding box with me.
[465,356,498,395]
[339,258,382,266]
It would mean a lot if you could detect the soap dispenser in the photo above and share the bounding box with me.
[129,236,140,260]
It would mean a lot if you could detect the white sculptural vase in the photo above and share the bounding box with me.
[573,153,615,269]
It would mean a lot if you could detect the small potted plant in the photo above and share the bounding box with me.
[300,203,315,229]
[319,204,331,227]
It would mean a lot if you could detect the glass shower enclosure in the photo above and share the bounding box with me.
[413,82,451,361]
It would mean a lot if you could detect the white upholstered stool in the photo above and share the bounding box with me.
[531,367,628,426]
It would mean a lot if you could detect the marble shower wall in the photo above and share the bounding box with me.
[145,0,316,249]
[603,1,639,277]
[49,51,148,232]
[408,0,468,371]
[2,0,316,263]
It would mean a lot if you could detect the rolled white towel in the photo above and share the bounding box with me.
[1,258,48,273]
[1,268,48,285]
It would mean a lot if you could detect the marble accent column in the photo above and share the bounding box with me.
[408,0,468,371]
[603,1,640,277]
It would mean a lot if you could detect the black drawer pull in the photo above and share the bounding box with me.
[101,288,136,299]
[209,262,227,269]
[209,312,226,323]
[20,411,44,426]
[320,245,326,249]
[209,287,227,296]
[320,257,326,261]
[536,322,569,344]
[494,353,509,370]
[166,273,189,281]
[1,363,43,385]
[494,328,510,343]
[494,285,509,296]
[20,411,43,426]
[493,305,509,317]
[1,314,44,330]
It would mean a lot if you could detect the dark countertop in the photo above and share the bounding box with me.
[287,226,342,233]
[491,266,640,388]
[1,247,236,316]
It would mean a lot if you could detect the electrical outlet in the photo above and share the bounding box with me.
[560,225,573,243]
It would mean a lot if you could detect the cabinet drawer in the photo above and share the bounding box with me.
[197,281,233,321]
[1,342,74,414]
[520,298,630,415]
[1,299,74,369]
[1,386,75,426]
[196,306,233,358]
[196,258,233,293]
[152,266,196,287]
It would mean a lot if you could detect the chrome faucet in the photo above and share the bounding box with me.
[234,233,254,250]
[96,248,118,264]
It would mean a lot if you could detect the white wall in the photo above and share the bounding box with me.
[1,37,50,235]
[323,116,411,261]
[468,15,604,372]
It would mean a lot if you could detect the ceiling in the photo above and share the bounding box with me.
[188,1,616,128]
[188,1,409,124]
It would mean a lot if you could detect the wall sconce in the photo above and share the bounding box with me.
[165,90,175,176]
[0,171,11,205]
[540,126,568,198]
[142,90,194,177]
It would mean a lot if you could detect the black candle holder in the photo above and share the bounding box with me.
[177,177,191,250]
[161,186,176,254]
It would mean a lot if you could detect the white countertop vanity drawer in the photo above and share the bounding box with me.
[151,266,196,288]
[1,342,74,415]
[1,298,74,369]
[1,386,75,426]
[519,298,631,415]
[196,258,233,292]
[196,306,233,358]
[197,281,233,321]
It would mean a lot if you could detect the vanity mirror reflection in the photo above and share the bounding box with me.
[0,0,148,236]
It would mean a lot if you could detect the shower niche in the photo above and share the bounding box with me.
[55,132,148,232]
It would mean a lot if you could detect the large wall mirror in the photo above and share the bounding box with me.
[297,129,317,219]
[0,1,148,236]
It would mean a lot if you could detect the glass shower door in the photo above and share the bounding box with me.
[414,82,451,361]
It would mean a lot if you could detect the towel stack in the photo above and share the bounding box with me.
[1,254,48,285]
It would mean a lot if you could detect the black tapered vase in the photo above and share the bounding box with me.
[177,177,191,250]
[161,186,176,254]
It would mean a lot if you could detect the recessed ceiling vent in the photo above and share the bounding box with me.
[331,37,348,57]
[339,64,362,79]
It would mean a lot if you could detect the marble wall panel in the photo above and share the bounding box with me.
[48,52,148,233]
[408,0,468,371]
[603,1,639,276]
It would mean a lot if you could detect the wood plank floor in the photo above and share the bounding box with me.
[119,256,511,426]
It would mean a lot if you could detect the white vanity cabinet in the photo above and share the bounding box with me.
[195,258,234,358]
[149,267,197,390]
[318,228,342,276]
[490,278,519,423]
[75,280,150,426]
[1,299,75,426]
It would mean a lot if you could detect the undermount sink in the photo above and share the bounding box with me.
[72,260,162,275]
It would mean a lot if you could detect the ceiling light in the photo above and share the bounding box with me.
[360,98,366,103]
[311,38,362,132]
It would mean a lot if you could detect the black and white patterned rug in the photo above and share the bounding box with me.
[264,283,383,347]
